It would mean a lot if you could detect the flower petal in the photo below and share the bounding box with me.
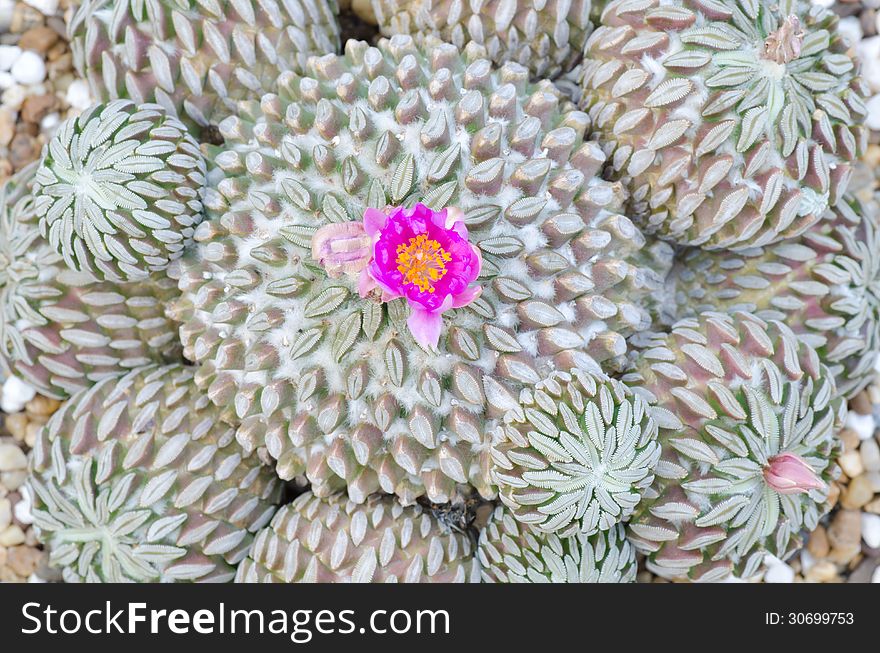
[363,207,388,237]
[358,267,378,298]
[451,285,482,308]
[407,307,444,349]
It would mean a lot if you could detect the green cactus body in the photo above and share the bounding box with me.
[69,0,341,132]
[0,164,182,400]
[371,0,593,79]
[622,311,844,581]
[33,101,207,283]
[171,35,667,506]
[580,0,866,250]
[236,492,480,582]
[29,364,282,582]
[491,367,660,537]
[477,505,637,582]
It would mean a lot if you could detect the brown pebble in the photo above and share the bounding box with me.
[0,107,14,148]
[3,413,29,442]
[47,52,73,79]
[20,94,57,125]
[851,391,873,415]
[827,482,841,509]
[840,428,860,453]
[9,133,40,170]
[841,473,874,509]
[17,27,60,54]
[6,546,42,578]
[827,509,862,564]
[865,497,880,514]
[804,560,839,583]
[807,525,830,558]
[10,5,44,34]
[25,395,62,417]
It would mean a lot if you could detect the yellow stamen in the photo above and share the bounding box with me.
[396,234,452,293]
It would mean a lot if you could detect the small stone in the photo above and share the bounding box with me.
[839,428,861,453]
[6,545,42,577]
[0,498,10,531]
[1,470,26,491]
[865,497,880,514]
[0,546,6,569]
[23,0,59,15]
[65,78,92,111]
[3,412,28,442]
[764,556,795,583]
[14,486,32,525]
[17,26,59,54]
[40,111,59,132]
[807,525,830,558]
[862,513,880,549]
[0,44,21,71]
[827,481,841,509]
[0,106,13,147]
[862,438,880,472]
[9,132,40,169]
[10,50,46,85]
[0,524,25,547]
[0,443,27,471]
[805,560,839,583]
[1,376,36,413]
[0,71,14,90]
[839,16,863,46]
[873,567,880,583]
[23,424,37,449]
[839,451,864,478]
[846,558,878,584]
[25,395,61,417]
[1,83,25,111]
[851,390,873,415]
[828,510,863,564]
[845,412,876,441]
[19,92,55,124]
[841,474,875,509]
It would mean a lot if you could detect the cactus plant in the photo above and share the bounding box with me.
[491,367,660,537]
[0,163,181,400]
[236,491,481,582]
[477,505,637,582]
[673,188,880,399]
[33,100,207,283]
[580,0,867,251]
[622,311,844,581]
[28,364,282,582]
[68,0,342,133]
[370,0,593,79]
[170,35,668,506]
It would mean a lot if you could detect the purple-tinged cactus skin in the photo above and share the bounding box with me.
[28,364,282,582]
[478,505,637,583]
[68,0,341,132]
[370,0,594,79]
[622,311,844,581]
[170,35,666,507]
[0,163,182,400]
[673,181,880,400]
[236,492,481,582]
[579,0,867,251]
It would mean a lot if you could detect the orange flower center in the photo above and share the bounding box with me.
[396,234,451,293]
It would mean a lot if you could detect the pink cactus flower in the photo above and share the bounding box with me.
[763,453,826,495]
[359,203,481,349]
[311,222,372,279]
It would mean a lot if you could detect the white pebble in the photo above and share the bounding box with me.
[873,566,880,583]
[0,45,21,72]
[838,16,863,48]
[0,71,14,90]
[40,111,59,132]
[763,556,795,584]
[866,95,880,132]
[1,84,25,111]
[11,50,47,86]
[23,0,58,15]
[799,550,815,574]
[14,484,34,525]
[65,79,93,111]
[862,438,880,472]
[863,513,880,549]
[859,37,880,94]
[27,574,48,584]
[1,375,36,413]
[846,411,876,441]
[0,0,13,32]
[0,443,27,472]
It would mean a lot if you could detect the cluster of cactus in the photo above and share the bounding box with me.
[1,0,876,582]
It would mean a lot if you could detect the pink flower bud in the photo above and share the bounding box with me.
[764,453,825,495]
[311,222,372,279]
